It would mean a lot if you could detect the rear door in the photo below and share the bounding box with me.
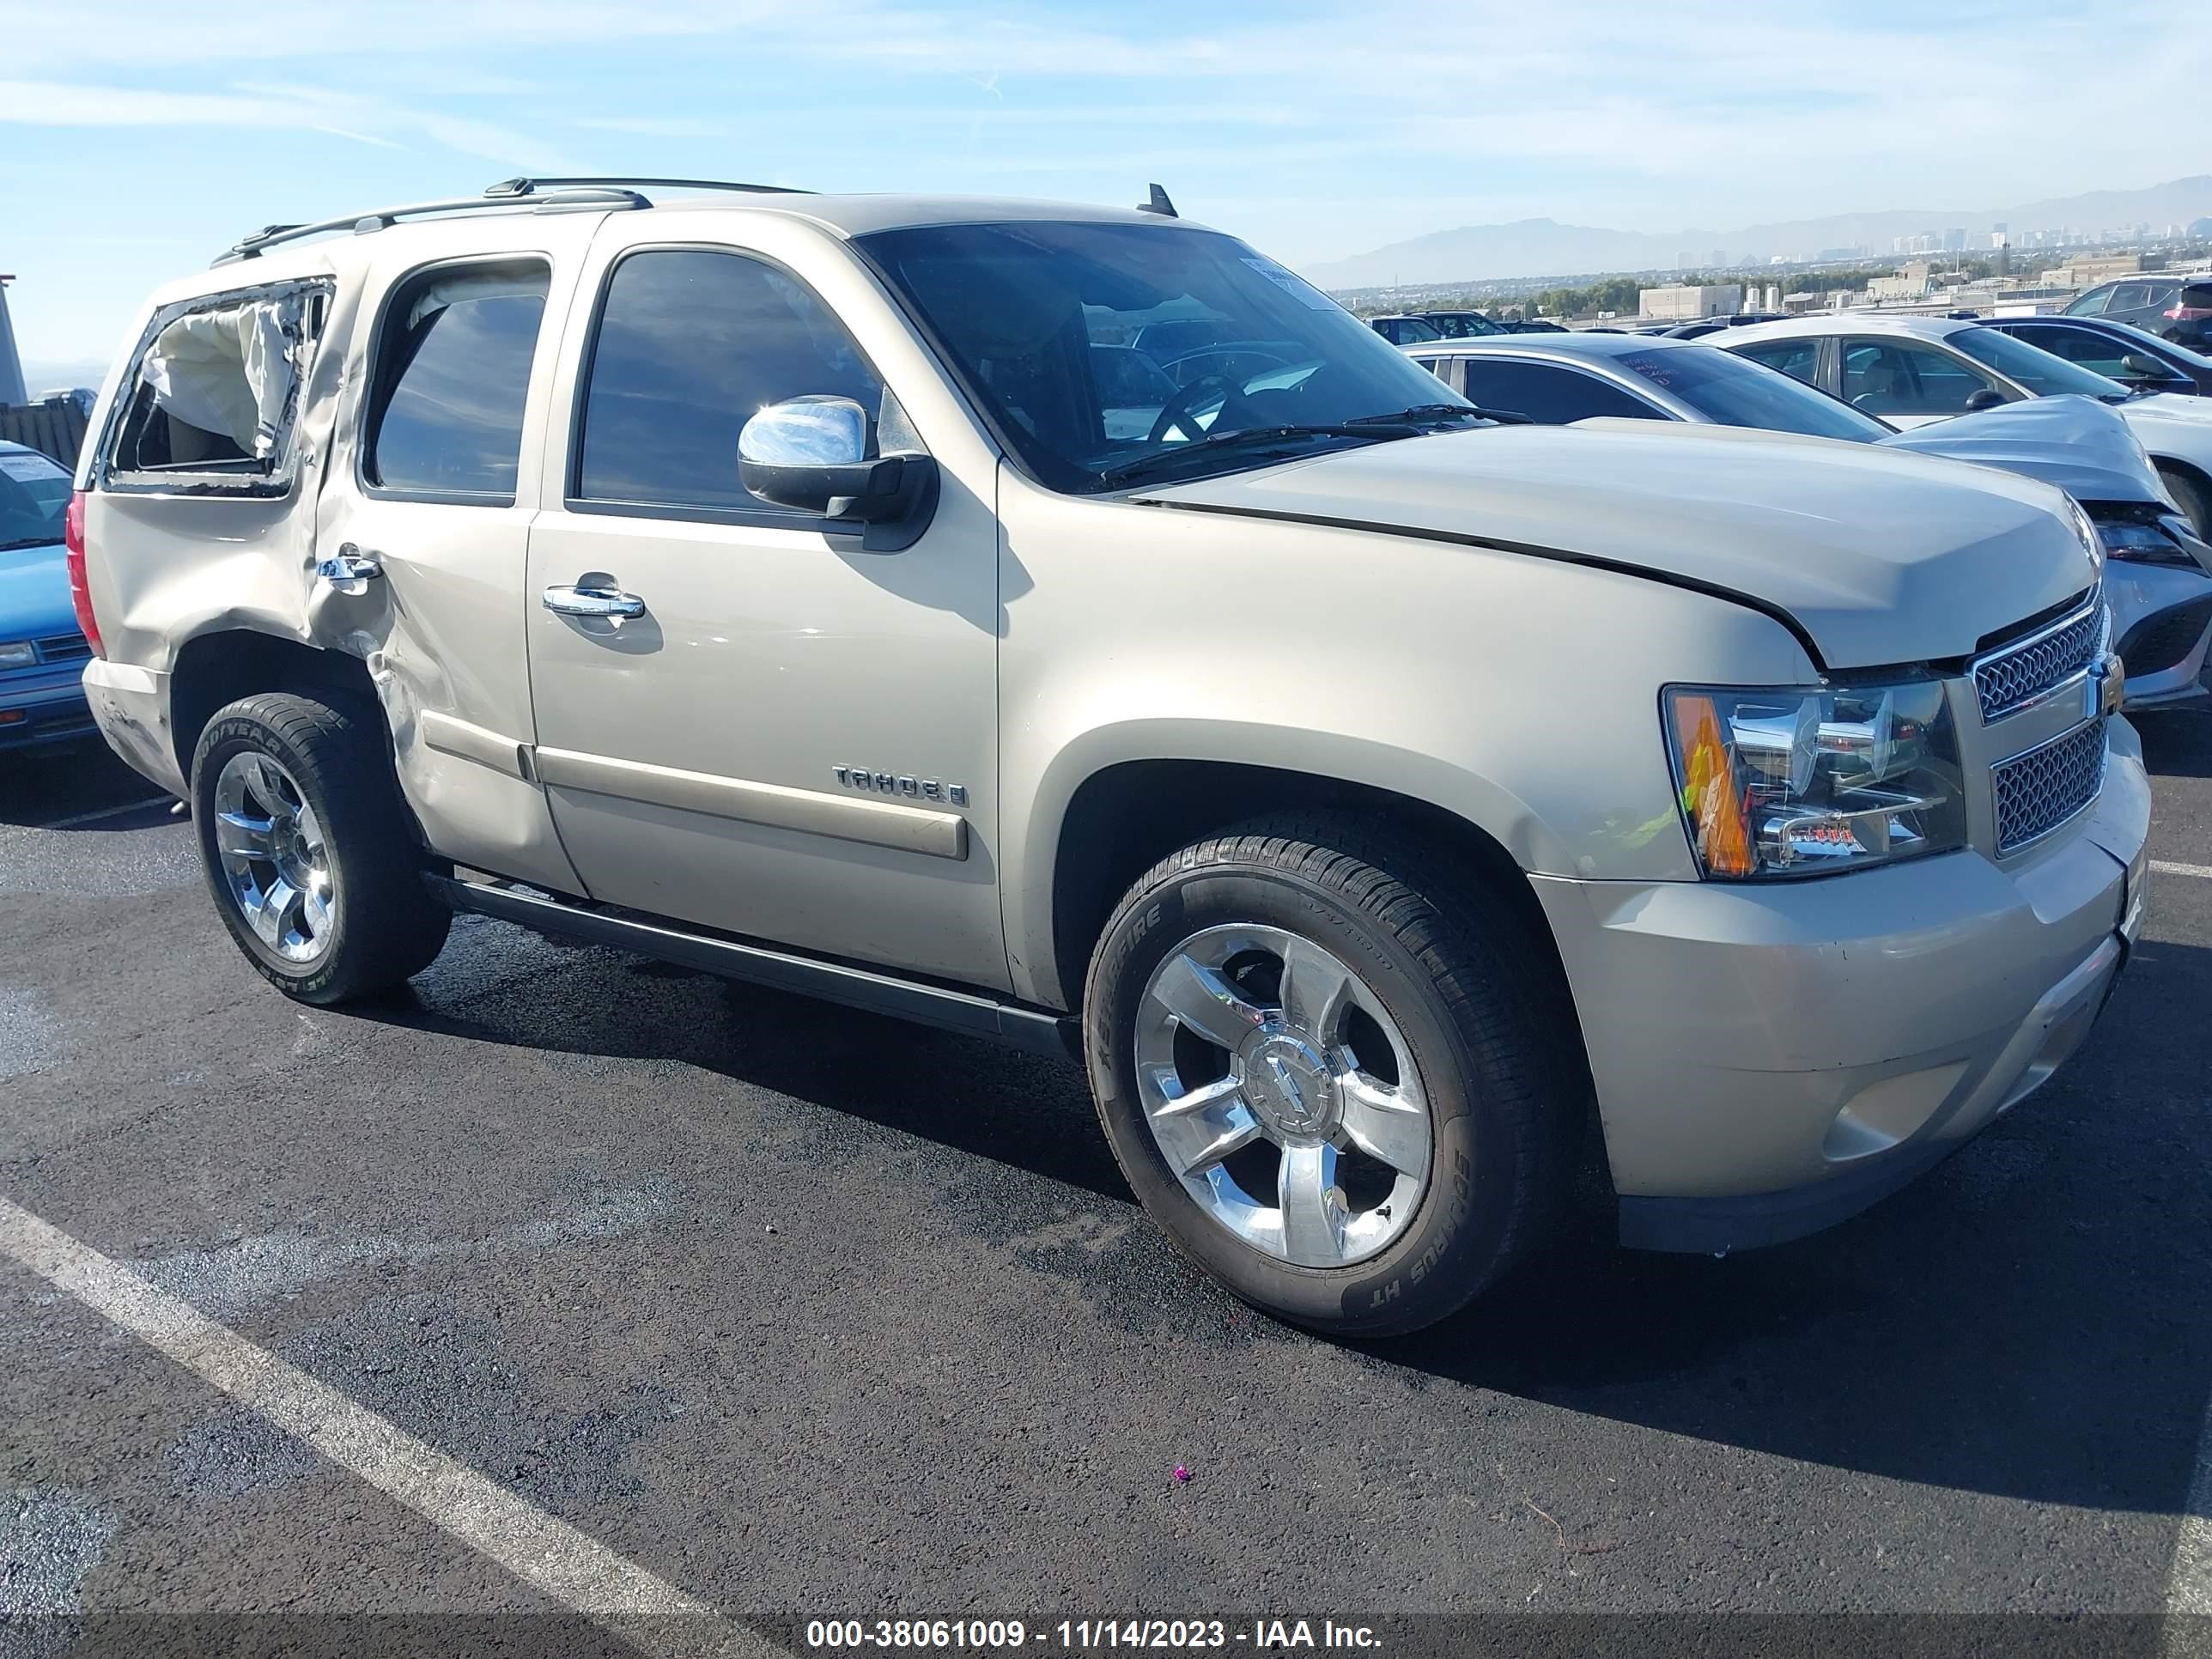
[520,212,1006,988]
[315,212,604,894]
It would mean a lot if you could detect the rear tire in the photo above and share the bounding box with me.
[1083,814,1576,1338]
[191,692,451,1006]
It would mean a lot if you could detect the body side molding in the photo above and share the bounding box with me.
[532,746,969,859]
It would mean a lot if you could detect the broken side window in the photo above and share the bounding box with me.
[102,279,331,496]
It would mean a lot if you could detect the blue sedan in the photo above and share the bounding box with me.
[0,441,96,752]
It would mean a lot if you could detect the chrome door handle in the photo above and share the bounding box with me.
[542,582,646,619]
[314,544,383,595]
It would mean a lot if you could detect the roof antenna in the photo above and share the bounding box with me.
[1137,183,1177,219]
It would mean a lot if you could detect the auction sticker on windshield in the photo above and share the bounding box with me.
[1241,256,1338,309]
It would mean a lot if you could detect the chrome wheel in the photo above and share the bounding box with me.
[211,751,336,963]
[1133,924,1431,1268]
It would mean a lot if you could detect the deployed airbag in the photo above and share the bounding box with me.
[140,301,294,459]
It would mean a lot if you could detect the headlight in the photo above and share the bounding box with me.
[2094,507,2200,568]
[1663,681,1967,878]
[0,641,36,670]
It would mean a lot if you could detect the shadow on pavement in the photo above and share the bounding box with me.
[0,741,174,829]
[356,908,2212,1519]
[2136,705,2212,780]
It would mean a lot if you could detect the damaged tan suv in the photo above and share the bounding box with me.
[72,179,2149,1334]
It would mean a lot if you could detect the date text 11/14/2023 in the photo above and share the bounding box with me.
[804,1620,1384,1650]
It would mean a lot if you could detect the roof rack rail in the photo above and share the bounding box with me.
[212,180,663,266]
[483,175,811,198]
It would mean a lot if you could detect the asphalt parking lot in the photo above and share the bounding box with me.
[3,709,2212,1659]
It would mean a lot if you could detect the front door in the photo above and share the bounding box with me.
[522,228,1005,989]
[315,213,603,894]
[1838,337,2011,430]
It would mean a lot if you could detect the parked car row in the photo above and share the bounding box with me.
[45,179,2160,1337]
[1366,310,1565,345]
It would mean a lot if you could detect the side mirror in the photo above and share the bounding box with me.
[2121,354,2168,380]
[738,396,939,552]
[1963,388,2008,413]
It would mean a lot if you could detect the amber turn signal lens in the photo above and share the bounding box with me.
[1670,693,1754,878]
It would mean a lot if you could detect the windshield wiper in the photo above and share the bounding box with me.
[0,535,62,552]
[1345,403,1533,427]
[1097,423,1409,489]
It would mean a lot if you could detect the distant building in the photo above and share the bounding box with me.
[1711,248,1727,269]
[1638,283,1744,320]
[1868,270,1930,302]
[1942,228,1967,252]
[2069,254,2143,286]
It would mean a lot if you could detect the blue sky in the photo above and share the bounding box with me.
[4,0,2207,380]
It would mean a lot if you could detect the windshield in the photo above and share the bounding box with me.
[1616,347,1890,441]
[0,448,71,548]
[854,221,1474,493]
[1949,326,2130,401]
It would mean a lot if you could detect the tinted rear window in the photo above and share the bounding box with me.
[367,263,550,500]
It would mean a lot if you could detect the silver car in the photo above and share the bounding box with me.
[1410,331,2212,711]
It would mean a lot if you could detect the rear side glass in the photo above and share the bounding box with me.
[1734,339,1820,385]
[367,262,550,501]
[104,280,329,495]
[1458,358,1662,423]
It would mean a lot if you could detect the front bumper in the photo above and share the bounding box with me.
[2106,559,2212,709]
[1534,724,2151,1255]
[0,665,97,750]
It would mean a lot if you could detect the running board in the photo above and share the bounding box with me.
[427,875,1081,1062]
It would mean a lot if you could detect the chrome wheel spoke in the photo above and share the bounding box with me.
[250,877,304,947]
[215,810,275,861]
[1338,1072,1431,1177]
[300,878,334,939]
[243,755,290,815]
[1146,1070,1261,1176]
[1276,1140,1346,1267]
[1149,952,1268,1049]
[1278,934,1354,1038]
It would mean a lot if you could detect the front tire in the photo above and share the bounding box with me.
[1083,816,1575,1337]
[2158,465,2212,541]
[191,691,451,1005]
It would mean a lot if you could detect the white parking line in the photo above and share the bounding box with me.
[33,795,173,830]
[0,1197,769,1657]
[2152,860,2212,882]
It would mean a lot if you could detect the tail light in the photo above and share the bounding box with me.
[2166,301,2212,321]
[64,490,105,659]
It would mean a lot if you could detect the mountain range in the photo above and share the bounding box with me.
[1302,176,2212,291]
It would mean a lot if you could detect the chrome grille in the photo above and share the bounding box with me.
[1994,720,2106,854]
[34,634,91,665]
[1972,603,2101,722]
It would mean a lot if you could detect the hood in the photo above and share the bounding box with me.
[1140,423,2096,669]
[1877,395,2166,506]
[0,539,76,643]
